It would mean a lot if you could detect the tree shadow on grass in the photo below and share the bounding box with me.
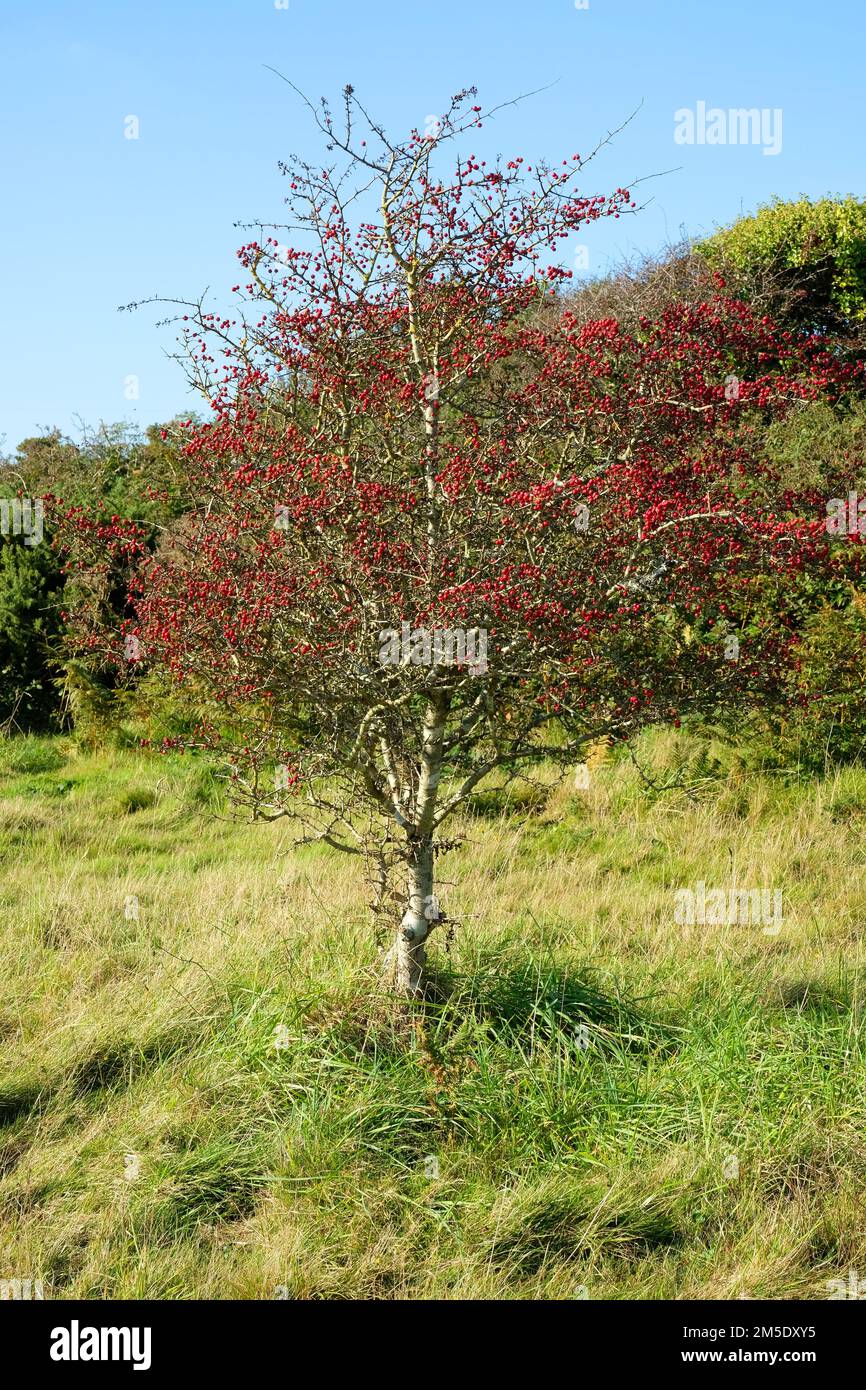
[291,942,678,1064]
[428,948,677,1058]
[487,1182,684,1275]
[68,1026,198,1098]
[0,1078,47,1128]
[0,1024,202,1140]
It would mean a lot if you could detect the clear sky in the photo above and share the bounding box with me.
[1,0,862,451]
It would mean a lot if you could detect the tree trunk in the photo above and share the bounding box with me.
[389,837,436,997]
[382,697,446,998]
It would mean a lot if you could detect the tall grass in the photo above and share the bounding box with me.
[1,729,865,1299]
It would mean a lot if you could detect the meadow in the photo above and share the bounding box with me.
[2,728,865,1300]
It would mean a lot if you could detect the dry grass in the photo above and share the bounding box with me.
[1,727,866,1299]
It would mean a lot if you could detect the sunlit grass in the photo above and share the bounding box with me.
[1,729,865,1299]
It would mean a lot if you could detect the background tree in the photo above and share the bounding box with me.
[0,533,63,731]
[566,202,866,769]
[0,421,190,735]
[0,434,73,730]
[57,88,862,998]
[699,195,866,338]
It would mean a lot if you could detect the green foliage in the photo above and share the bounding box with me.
[699,195,866,333]
[775,596,866,769]
[13,421,190,523]
[57,661,129,750]
[0,534,64,731]
[754,399,866,767]
[763,396,866,495]
[1,420,192,735]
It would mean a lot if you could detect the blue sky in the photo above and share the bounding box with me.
[1,0,862,451]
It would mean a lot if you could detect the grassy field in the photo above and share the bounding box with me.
[2,728,866,1300]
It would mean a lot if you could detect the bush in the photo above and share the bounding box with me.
[699,195,866,335]
[772,596,866,769]
[0,535,64,731]
[1,419,193,735]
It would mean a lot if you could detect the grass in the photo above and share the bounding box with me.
[1,727,866,1299]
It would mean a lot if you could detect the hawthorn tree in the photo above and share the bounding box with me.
[60,87,861,996]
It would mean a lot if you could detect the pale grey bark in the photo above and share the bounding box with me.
[383,698,446,996]
[390,838,436,996]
